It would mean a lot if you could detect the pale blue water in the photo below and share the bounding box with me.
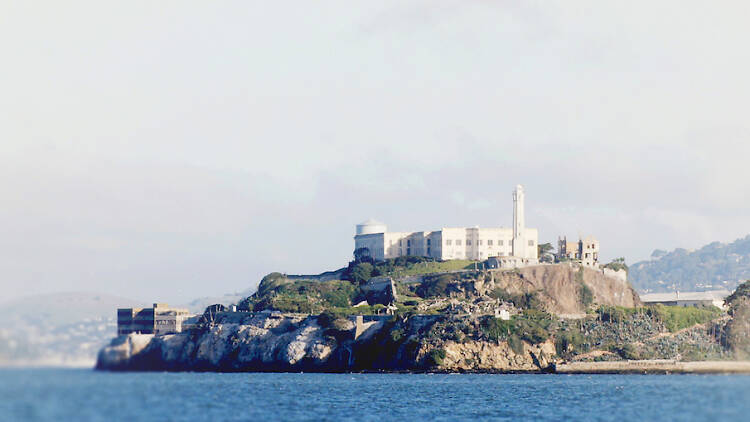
[1,369,749,421]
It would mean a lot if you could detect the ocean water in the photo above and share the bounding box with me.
[1,369,749,421]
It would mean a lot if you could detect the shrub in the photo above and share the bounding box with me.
[555,328,585,356]
[417,274,456,298]
[508,335,524,354]
[481,317,513,343]
[612,343,640,360]
[579,283,594,308]
[426,348,447,367]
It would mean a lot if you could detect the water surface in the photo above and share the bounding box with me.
[1,369,748,421]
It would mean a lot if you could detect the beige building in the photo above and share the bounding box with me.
[354,185,538,263]
[117,303,191,336]
[557,235,600,267]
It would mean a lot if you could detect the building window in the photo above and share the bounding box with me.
[467,240,472,246]
[399,248,402,255]
[488,240,493,246]
[407,240,411,247]
[407,247,411,255]
[399,240,402,246]
[498,240,504,246]
[427,247,431,255]
[528,240,534,246]
[427,239,431,246]
[478,240,483,246]
[446,239,452,246]
[456,239,462,246]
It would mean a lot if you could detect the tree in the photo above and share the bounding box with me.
[603,257,628,272]
[349,262,374,284]
[537,242,554,256]
[353,247,374,264]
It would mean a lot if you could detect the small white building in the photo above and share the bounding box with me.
[639,290,730,310]
[354,185,538,263]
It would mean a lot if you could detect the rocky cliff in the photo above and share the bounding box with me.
[96,311,554,372]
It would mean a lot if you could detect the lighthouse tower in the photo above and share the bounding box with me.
[512,185,527,258]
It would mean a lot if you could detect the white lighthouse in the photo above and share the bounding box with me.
[512,184,527,258]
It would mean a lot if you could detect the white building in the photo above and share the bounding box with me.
[354,185,538,263]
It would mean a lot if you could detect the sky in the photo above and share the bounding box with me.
[2,1,750,304]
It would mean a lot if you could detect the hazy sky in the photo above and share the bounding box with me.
[2,1,750,304]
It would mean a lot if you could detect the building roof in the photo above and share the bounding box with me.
[358,219,385,226]
[639,290,731,303]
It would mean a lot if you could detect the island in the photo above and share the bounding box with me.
[96,258,750,373]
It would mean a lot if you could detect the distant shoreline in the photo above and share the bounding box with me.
[554,360,750,374]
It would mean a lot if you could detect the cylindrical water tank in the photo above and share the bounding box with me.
[356,219,387,235]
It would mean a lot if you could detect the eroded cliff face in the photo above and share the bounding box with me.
[96,312,554,373]
[475,265,639,317]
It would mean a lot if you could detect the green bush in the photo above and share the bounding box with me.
[426,348,447,367]
[555,327,586,356]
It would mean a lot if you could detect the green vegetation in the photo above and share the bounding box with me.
[426,348,446,367]
[240,277,362,314]
[646,304,722,333]
[610,343,640,360]
[575,267,594,308]
[343,256,475,285]
[596,305,641,323]
[597,304,721,333]
[480,310,554,351]
[416,274,456,298]
[603,257,628,273]
[554,326,586,357]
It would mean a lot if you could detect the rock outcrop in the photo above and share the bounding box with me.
[96,312,554,373]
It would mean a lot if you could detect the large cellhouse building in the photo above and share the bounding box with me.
[354,185,538,263]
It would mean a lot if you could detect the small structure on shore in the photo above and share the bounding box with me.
[639,290,730,309]
[117,303,192,336]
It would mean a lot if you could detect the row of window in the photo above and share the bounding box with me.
[445,239,530,247]
[390,238,535,248]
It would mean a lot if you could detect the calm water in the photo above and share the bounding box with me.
[1,369,749,421]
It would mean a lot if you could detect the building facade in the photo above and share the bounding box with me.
[354,185,538,263]
[117,303,191,336]
[557,235,600,267]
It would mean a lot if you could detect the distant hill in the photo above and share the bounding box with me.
[629,235,750,293]
[0,292,144,367]
[0,289,253,367]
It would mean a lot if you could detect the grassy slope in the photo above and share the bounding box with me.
[381,260,475,278]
